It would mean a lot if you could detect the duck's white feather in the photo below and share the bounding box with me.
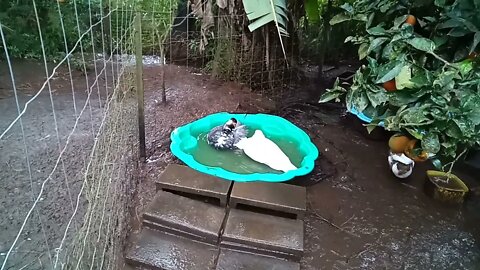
[388,152,414,178]
[235,130,297,172]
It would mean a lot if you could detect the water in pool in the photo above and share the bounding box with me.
[188,132,304,174]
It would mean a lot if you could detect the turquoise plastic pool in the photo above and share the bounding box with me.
[170,112,319,182]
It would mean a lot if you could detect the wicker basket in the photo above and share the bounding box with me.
[424,170,469,204]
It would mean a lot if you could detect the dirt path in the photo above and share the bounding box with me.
[0,60,108,269]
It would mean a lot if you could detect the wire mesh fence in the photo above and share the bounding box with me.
[1,0,299,269]
[141,0,300,103]
[0,1,140,269]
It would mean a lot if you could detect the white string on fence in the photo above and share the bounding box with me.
[0,1,137,268]
[55,15,136,269]
[0,8,117,141]
[0,0,197,268]
[0,19,53,270]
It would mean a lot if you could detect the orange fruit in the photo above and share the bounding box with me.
[383,79,397,92]
[404,139,429,162]
[404,139,417,152]
[405,15,416,26]
[406,150,429,162]
[388,134,411,153]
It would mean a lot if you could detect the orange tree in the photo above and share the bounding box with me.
[320,0,480,171]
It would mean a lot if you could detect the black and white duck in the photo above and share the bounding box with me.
[388,152,415,179]
[207,118,248,150]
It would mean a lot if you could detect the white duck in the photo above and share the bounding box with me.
[207,118,248,150]
[388,152,415,178]
[235,130,297,172]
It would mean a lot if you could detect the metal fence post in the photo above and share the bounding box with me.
[135,11,146,160]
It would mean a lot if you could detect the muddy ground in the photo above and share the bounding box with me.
[136,64,480,269]
[0,59,115,269]
[1,60,479,269]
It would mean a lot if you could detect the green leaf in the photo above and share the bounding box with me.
[346,88,355,112]
[422,133,440,154]
[453,118,475,137]
[410,68,431,87]
[358,43,369,59]
[365,120,381,134]
[330,13,351,25]
[393,15,408,28]
[353,14,368,22]
[401,107,432,126]
[367,26,386,36]
[423,16,437,22]
[366,12,375,28]
[319,91,342,103]
[353,91,369,112]
[382,42,394,59]
[344,36,354,43]
[470,32,480,54]
[339,3,353,13]
[434,0,446,6]
[243,0,289,59]
[395,65,413,89]
[366,124,377,134]
[416,18,427,28]
[461,19,478,32]
[368,37,388,54]
[446,121,463,139]
[366,89,388,107]
[432,36,448,48]
[433,70,457,88]
[367,56,379,72]
[406,37,436,53]
[456,60,473,76]
[448,27,471,37]
[375,61,404,84]
[304,0,320,24]
[391,27,414,42]
[406,128,424,139]
[437,18,463,29]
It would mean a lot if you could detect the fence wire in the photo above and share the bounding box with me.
[1,0,298,269]
[0,0,139,269]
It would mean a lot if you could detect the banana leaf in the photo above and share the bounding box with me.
[242,0,289,58]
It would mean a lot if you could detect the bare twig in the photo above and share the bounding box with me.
[442,148,468,176]
[347,243,375,262]
[309,210,360,238]
[340,214,355,227]
[429,51,457,69]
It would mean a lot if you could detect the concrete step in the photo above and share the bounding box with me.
[230,182,306,219]
[143,191,226,244]
[221,209,304,261]
[156,164,232,206]
[216,249,300,270]
[125,228,218,270]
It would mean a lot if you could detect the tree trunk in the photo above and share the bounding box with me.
[318,0,333,81]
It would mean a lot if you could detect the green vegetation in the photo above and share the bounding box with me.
[320,0,480,170]
[0,0,97,59]
[0,0,177,59]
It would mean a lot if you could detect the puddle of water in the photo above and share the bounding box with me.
[187,131,304,174]
[96,53,166,66]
